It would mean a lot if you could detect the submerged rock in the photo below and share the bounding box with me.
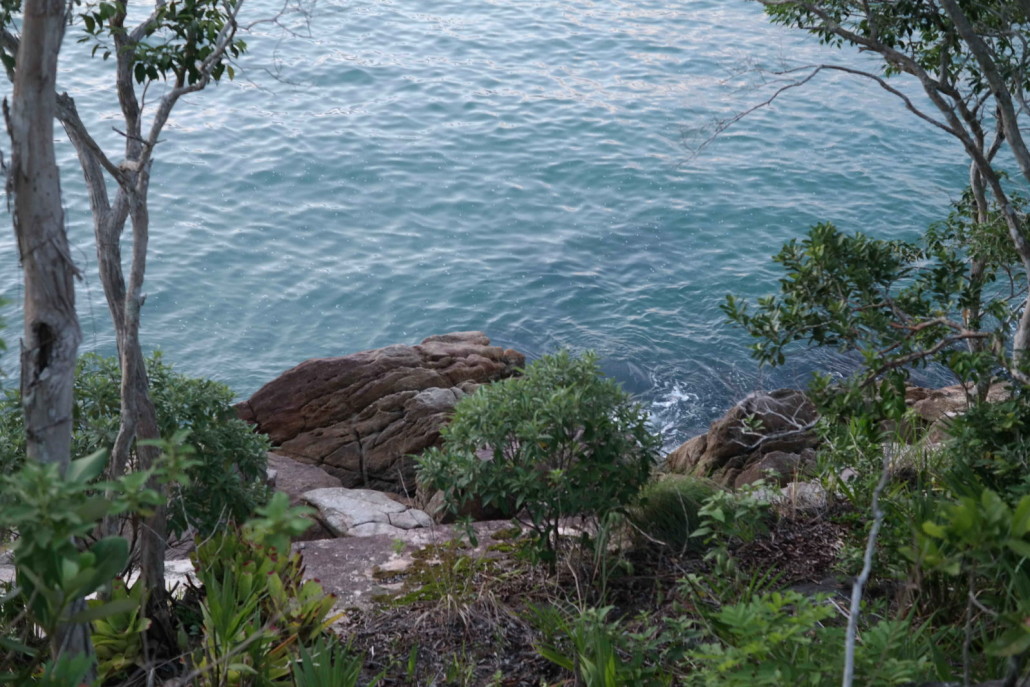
[236,332,525,493]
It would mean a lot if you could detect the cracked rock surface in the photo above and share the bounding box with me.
[236,332,525,493]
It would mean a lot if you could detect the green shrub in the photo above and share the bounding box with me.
[939,390,1030,500]
[907,487,1030,668]
[417,350,660,564]
[683,589,935,686]
[89,578,150,684]
[628,475,718,554]
[0,352,271,536]
[533,604,673,686]
[0,443,193,684]
[293,635,368,687]
[188,502,344,687]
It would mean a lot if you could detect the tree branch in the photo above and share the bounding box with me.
[56,93,126,184]
[841,444,891,687]
[139,0,242,169]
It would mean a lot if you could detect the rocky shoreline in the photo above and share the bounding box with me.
[0,332,984,616]
[237,331,992,506]
[235,331,525,493]
[175,330,995,612]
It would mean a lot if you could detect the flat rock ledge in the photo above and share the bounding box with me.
[297,520,516,615]
[303,487,433,538]
[236,332,525,493]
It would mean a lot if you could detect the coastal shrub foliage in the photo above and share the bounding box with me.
[0,442,194,684]
[723,194,1028,435]
[0,352,270,536]
[188,510,344,687]
[628,475,718,554]
[417,350,660,563]
[682,589,932,686]
[721,193,1030,680]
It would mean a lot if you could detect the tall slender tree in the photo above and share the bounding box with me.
[6,0,92,669]
[1,0,246,648]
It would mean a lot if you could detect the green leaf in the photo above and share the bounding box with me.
[1011,496,1030,536]
[66,449,108,484]
[987,627,1030,657]
[79,537,129,595]
[0,635,36,657]
[74,495,113,523]
[67,597,138,624]
[1006,538,1030,559]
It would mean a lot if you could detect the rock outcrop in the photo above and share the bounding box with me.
[237,332,525,493]
[666,382,1011,488]
[267,452,343,504]
[904,382,1010,442]
[303,488,433,538]
[665,389,819,487]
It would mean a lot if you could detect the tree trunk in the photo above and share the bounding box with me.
[121,185,175,647]
[7,0,92,671]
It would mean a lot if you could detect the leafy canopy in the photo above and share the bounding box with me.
[0,0,245,87]
[724,192,1027,395]
[764,0,1030,91]
[78,0,246,85]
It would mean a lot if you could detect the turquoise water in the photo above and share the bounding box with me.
[0,0,969,447]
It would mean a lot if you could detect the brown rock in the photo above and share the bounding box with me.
[664,434,706,474]
[908,382,1010,425]
[664,389,818,487]
[733,448,816,488]
[294,520,517,612]
[263,453,342,541]
[267,452,342,505]
[236,332,525,494]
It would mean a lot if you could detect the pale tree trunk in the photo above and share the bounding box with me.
[7,0,93,671]
[52,0,242,652]
[120,179,175,645]
[936,0,1030,383]
[63,111,175,647]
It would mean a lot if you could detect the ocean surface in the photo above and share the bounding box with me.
[0,0,970,448]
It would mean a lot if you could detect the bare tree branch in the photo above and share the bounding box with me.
[842,444,891,687]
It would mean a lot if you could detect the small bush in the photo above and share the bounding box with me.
[939,390,1030,500]
[0,352,270,536]
[629,475,718,554]
[188,511,344,687]
[417,350,660,564]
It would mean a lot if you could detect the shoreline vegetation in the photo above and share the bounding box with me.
[3,337,1023,685]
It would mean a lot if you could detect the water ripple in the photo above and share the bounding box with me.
[0,0,968,447]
